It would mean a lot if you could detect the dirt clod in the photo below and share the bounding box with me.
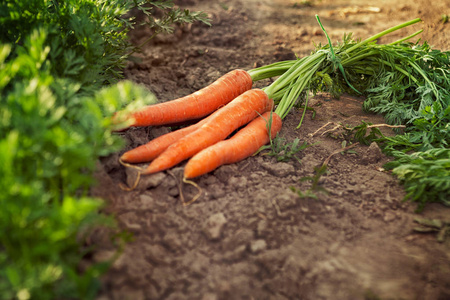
[250,239,267,254]
[203,212,227,241]
[362,142,384,165]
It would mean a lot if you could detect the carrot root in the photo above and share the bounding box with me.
[181,177,202,206]
[120,69,253,128]
[184,111,283,179]
[118,158,145,191]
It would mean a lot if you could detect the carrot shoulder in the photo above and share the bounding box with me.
[124,69,253,128]
[184,111,282,179]
[142,89,273,175]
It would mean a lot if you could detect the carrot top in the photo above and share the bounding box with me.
[248,17,423,125]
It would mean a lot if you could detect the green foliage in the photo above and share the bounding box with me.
[384,149,450,211]
[413,217,450,242]
[252,18,450,208]
[290,165,329,199]
[254,112,309,163]
[311,29,450,209]
[137,0,211,34]
[361,42,450,126]
[258,137,309,163]
[0,0,209,299]
[372,64,450,208]
[1,0,134,88]
[341,121,385,145]
[131,0,211,52]
[0,31,155,299]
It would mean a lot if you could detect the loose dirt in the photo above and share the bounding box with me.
[91,0,450,299]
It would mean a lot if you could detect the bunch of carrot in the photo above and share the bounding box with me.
[118,69,283,180]
[116,16,424,181]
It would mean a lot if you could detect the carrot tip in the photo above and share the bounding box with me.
[181,177,202,206]
[119,157,145,171]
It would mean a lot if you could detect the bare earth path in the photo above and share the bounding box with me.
[91,1,450,299]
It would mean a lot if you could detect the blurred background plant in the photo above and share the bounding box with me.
[0,0,209,299]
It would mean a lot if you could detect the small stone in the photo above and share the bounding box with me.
[261,161,295,177]
[162,232,182,252]
[361,142,383,165]
[206,70,221,80]
[144,244,170,265]
[384,212,396,222]
[222,244,247,262]
[256,220,268,237]
[201,293,218,300]
[210,186,226,199]
[313,28,323,36]
[214,165,237,183]
[139,194,155,210]
[224,229,254,249]
[203,213,227,241]
[168,186,179,197]
[276,193,298,210]
[203,175,218,185]
[250,239,267,254]
[300,206,309,213]
[93,250,116,263]
[186,74,197,87]
[228,176,248,188]
[118,212,141,231]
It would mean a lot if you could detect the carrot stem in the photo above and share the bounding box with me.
[250,17,424,127]
[345,18,422,53]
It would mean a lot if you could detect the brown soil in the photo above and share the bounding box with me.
[91,1,450,299]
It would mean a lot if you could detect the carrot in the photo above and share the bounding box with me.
[142,89,273,175]
[119,69,253,128]
[184,111,282,179]
[120,118,208,163]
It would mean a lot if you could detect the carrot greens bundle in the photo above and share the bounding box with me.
[249,16,449,209]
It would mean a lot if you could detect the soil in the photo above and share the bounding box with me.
[90,1,450,299]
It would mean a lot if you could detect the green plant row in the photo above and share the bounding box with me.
[0,0,209,299]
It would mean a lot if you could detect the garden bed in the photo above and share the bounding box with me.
[92,0,450,299]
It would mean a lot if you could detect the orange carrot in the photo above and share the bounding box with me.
[120,114,210,163]
[142,89,273,175]
[184,112,282,179]
[120,69,253,128]
[120,123,199,163]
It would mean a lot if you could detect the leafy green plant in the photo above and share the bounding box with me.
[131,0,210,52]
[342,121,385,145]
[253,112,309,163]
[0,31,157,299]
[290,165,329,199]
[377,91,450,209]
[384,148,450,211]
[257,136,309,163]
[1,0,210,299]
[413,217,450,242]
